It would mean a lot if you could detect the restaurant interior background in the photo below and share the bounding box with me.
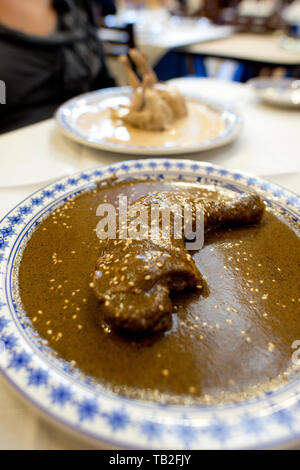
[101,0,300,85]
[0,0,300,451]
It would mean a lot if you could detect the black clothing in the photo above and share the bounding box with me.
[0,0,115,134]
[92,0,116,18]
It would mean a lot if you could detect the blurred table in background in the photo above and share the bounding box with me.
[177,32,300,66]
[176,32,300,80]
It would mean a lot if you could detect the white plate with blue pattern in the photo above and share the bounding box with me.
[0,159,300,449]
[249,78,300,108]
[55,87,242,155]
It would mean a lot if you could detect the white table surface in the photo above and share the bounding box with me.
[1,78,299,188]
[0,78,299,449]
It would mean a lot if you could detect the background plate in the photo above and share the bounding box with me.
[55,87,242,155]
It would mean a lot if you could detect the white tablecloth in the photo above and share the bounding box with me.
[183,33,300,66]
[0,78,299,449]
[1,78,299,189]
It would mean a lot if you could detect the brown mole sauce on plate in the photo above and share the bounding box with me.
[18,180,300,404]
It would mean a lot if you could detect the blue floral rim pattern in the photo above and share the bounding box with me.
[0,159,300,450]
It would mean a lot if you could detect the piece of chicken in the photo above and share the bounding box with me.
[92,191,265,333]
[112,49,188,131]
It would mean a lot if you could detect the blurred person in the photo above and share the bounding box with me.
[0,0,115,134]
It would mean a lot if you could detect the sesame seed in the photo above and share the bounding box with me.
[268,342,275,352]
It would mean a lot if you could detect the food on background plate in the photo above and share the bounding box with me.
[73,49,225,149]
[18,178,300,405]
[111,49,187,131]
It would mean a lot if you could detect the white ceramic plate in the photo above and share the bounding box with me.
[55,87,242,155]
[279,35,300,54]
[0,159,300,449]
[248,78,300,108]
